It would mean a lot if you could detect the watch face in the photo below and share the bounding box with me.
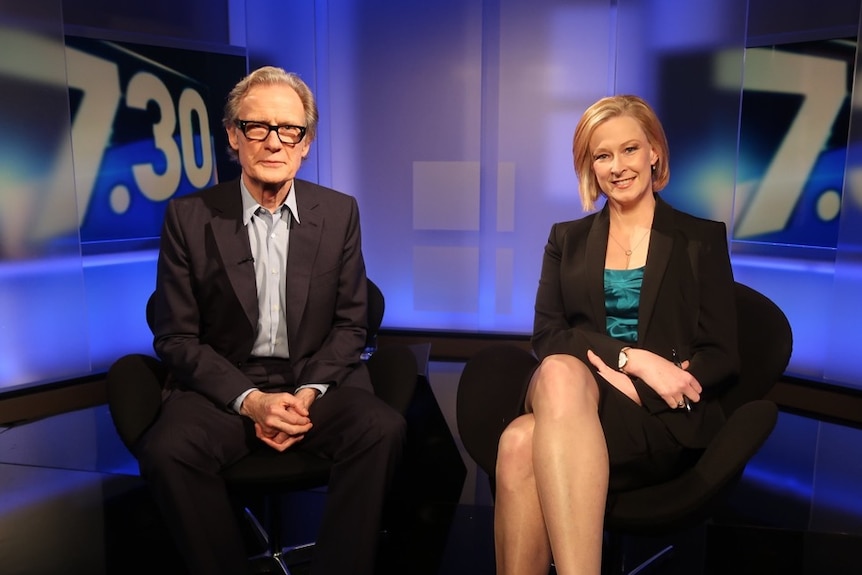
[618,350,628,370]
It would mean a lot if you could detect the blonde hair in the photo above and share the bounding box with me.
[222,66,319,160]
[572,95,670,212]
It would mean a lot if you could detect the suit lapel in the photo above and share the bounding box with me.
[210,181,258,326]
[286,182,323,334]
[586,207,610,327]
[638,195,673,341]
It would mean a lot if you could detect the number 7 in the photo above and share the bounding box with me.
[715,48,847,238]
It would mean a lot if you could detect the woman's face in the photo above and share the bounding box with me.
[589,115,658,206]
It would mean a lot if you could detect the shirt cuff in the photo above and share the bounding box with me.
[232,383,330,414]
[296,383,330,398]
[231,388,256,414]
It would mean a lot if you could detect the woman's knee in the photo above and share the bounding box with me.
[535,354,592,382]
[496,416,535,484]
[527,354,598,413]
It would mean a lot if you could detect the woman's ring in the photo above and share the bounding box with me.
[677,400,685,409]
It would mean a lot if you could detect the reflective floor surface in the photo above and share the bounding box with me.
[1,403,860,575]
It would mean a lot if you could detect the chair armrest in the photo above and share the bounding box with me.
[456,344,537,476]
[694,399,778,482]
[606,399,778,532]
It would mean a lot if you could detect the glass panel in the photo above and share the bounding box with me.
[493,0,614,332]
[616,0,748,227]
[0,0,246,394]
[809,0,862,539]
[733,0,861,386]
[0,1,90,392]
[305,0,750,334]
[325,0,487,330]
[825,5,862,389]
[810,421,862,535]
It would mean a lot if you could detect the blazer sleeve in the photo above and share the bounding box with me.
[292,195,368,390]
[681,220,739,394]
[631,218,739,423]
[152,197,254,408]
[531,221,620,362]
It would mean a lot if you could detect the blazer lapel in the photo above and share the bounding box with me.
[210,182,258,326]
[286,182,323,333]
[638,195,673,341]
[586,207,610,328]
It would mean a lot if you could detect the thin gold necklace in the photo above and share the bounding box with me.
[609,229,650,269]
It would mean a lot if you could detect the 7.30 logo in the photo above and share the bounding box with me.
[65,37,225,245]
[715,43,851,248]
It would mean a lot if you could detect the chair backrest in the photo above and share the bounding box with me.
[145,292,156,333]
[720,282,793,415]
[366,278,385,350]
[456,343,537,479]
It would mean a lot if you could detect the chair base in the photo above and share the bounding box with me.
[622,544,674,575]
[548,544,673,575]
[248,553,292,575]
[247,543,316,575]
[243,505,317,575]
[601,522,710,575]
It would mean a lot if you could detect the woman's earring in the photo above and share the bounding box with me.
[651,163,657,172]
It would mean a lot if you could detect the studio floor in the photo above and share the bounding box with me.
[1,400,860,574]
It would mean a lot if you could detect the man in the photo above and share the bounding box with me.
[136,66,405,575]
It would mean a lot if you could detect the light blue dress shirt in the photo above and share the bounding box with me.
[231,179,329,413]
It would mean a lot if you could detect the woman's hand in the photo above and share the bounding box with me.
[624,348,702,409]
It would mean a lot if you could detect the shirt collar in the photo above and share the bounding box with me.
[239,179,301,225]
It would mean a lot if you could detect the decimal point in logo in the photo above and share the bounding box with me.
[816,189,841,222]
[110,184,131,215]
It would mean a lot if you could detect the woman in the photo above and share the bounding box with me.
[494,95,739,574]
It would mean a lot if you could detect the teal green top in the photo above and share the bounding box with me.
[604,267,644,343]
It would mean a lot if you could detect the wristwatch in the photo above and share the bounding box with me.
[618,347,631,372]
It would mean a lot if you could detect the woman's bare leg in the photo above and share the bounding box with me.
[495,354,607,574]
[523,354,608,575]
[495,413,552,575]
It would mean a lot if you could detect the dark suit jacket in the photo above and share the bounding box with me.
[151,178,370,409]
[532,195,739,448]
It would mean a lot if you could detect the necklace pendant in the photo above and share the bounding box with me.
[624,249,632,256]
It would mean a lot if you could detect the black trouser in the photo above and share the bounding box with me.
[136,364,406,575]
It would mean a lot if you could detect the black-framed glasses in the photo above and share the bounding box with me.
[235,120,307,144]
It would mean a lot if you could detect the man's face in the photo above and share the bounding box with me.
[227,83,311,188]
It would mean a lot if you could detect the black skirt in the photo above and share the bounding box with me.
[522,362,700,493]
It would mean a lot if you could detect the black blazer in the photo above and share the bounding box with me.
[532,195,739,448]
[151,178,371,409]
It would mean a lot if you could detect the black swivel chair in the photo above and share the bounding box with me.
[456,282,793,574]
[106,278,418,575]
